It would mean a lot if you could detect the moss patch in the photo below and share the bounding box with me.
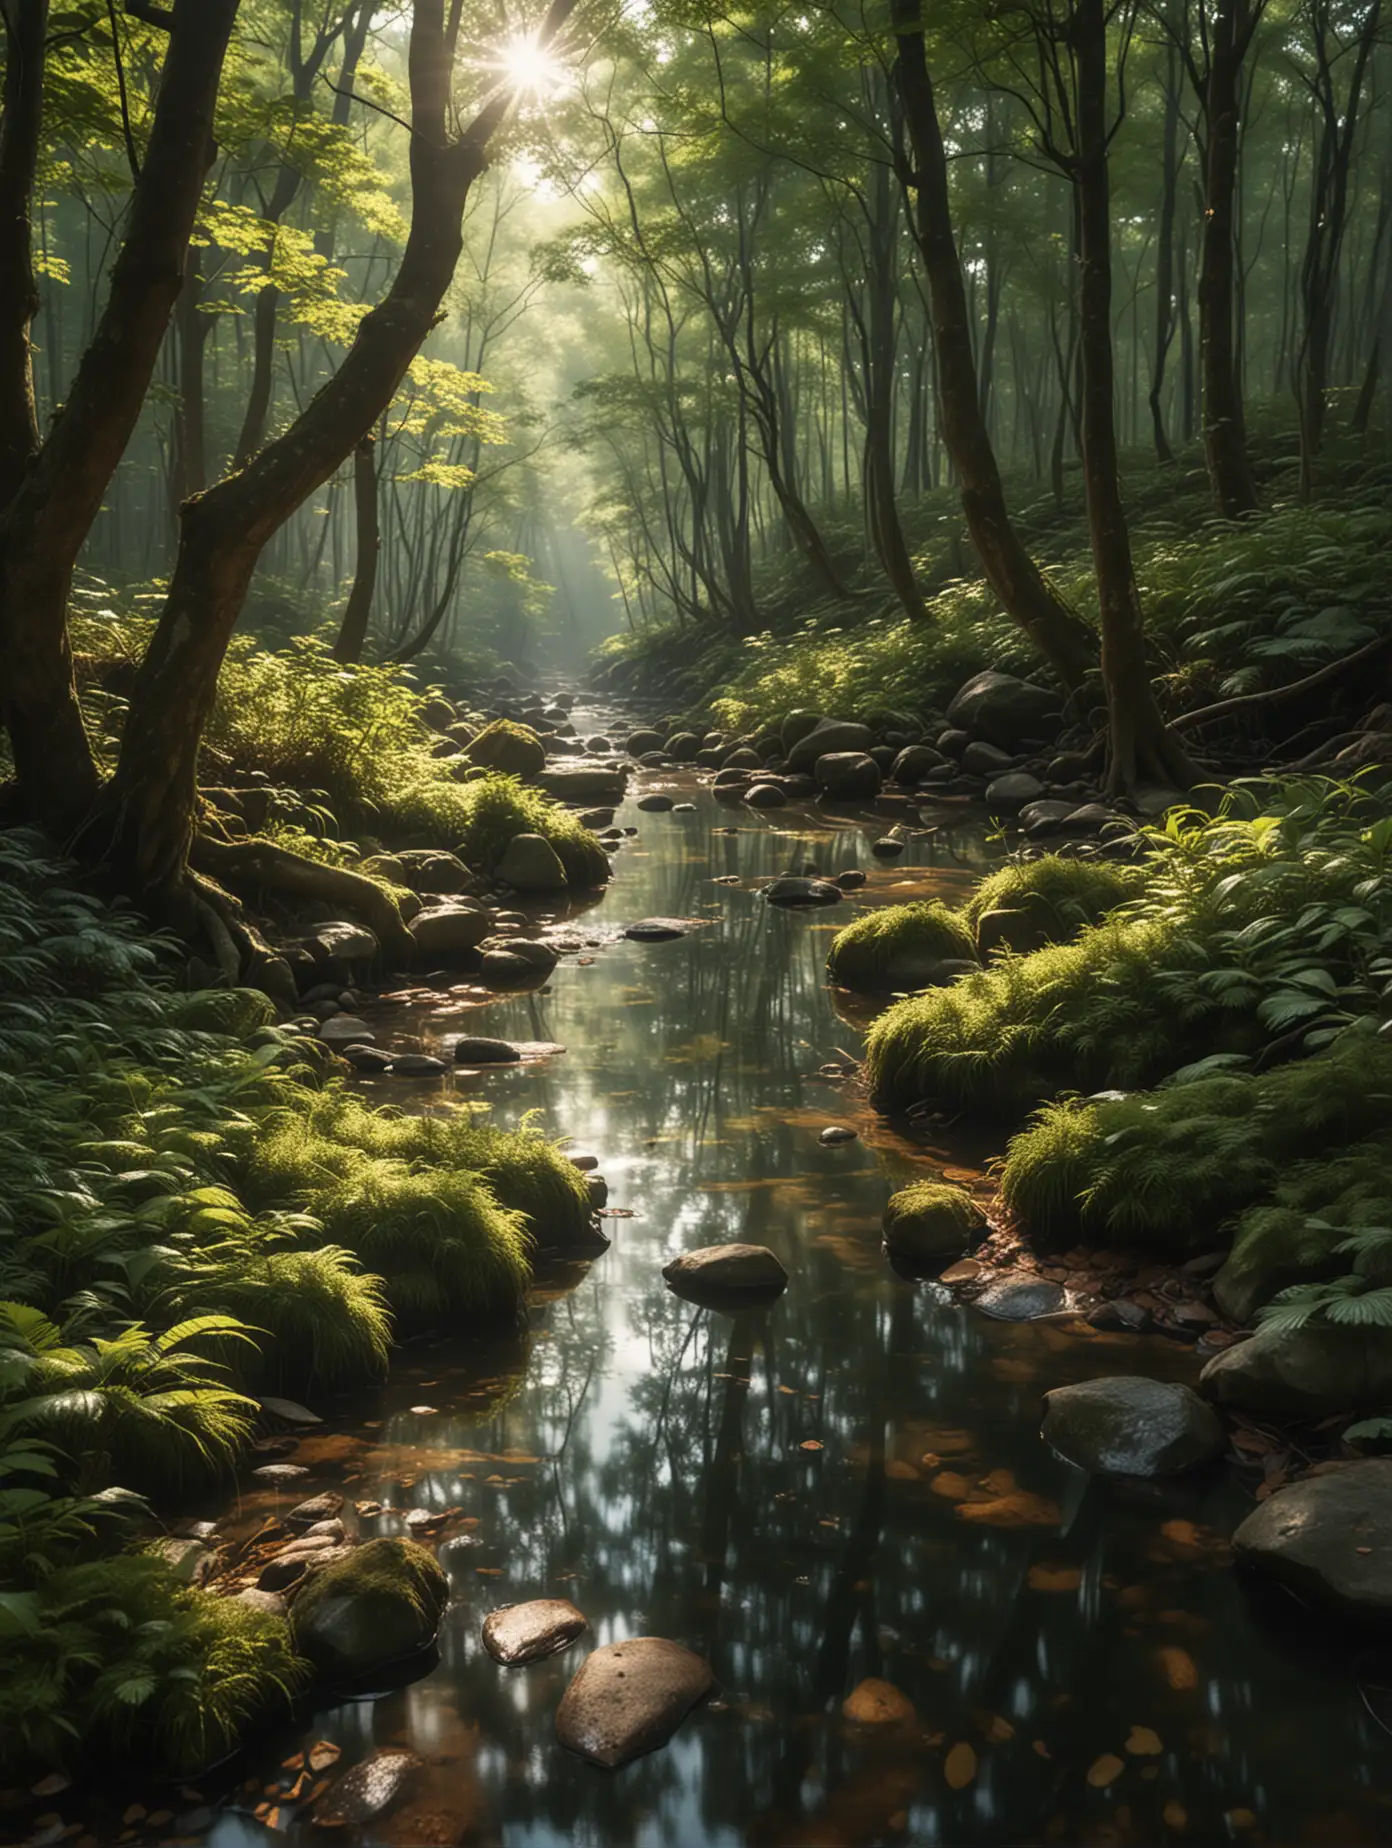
[962,855,1144,955]
[827,902,977,993]
[291,1538,448,1680]
[883,1181,988,1267]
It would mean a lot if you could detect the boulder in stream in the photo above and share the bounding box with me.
[556,1637,714,1768]
[482,1598,589,1665]
[310,1748,425,1828]
[787,719,874,773]
[1233,1460,1392,1625]
[814,752,882,798]
[883,1182,987,1269]
[453,1036,523,1064]
[1201,1322,1392,1417]
[495,832,568,891]
[763,876,842,908]
[291,1537,448,1680]
[973,1271,1067,1321]
[743,782,788,808]
[1041,1377,1225,1477]
[663,1243,788,1303]
[408,905,490,956]
[625,918,688,941]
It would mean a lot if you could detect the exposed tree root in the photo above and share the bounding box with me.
[190,833,416,963]
[1172,633,1392,736]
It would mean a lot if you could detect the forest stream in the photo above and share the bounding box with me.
[139,700,1392,1848]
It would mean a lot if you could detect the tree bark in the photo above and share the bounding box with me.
[890,0,1095,689]
[331,435,379,661]
[1072,0,1198,795]
[108,0,576,900]
[170,239,210,518]
[0,0,239,839]
[0,0,47,513]
[1148,43,1181,464]
[1199,0,1260,517]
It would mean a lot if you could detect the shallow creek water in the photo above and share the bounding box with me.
[200,717,1391,1848]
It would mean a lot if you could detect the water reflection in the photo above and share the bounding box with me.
[207,743,1389,1846]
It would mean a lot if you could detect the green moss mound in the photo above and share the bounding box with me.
[291,1537,448,1680]
[962,855,1145,954]
[827,901,977,993]
[883,1181,988,1266]
[999,1029,1392,1260]
[867,782,1392,1119]
[462,717,546,777]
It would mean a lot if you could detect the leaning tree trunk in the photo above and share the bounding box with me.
[1148,44,1181,465]
[107,0,576,903]
[1199,0,1259,518]
[331,435,379,662]
[890,0,1096,689]
[1073,0,1199,796]
[0,0,240,839]
[0,0,47,513]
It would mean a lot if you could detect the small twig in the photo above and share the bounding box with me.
[320,74,416,139]
[106,0,142,181]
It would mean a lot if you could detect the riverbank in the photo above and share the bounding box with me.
[7,741,1392,1845]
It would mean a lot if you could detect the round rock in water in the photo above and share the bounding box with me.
[1232,1460,1392,1623]
[663,1243,788,1303]
[311,1749,424,1828]
[482,1598,589,1666]
[743,782,788,808]
[453,1036,522,1064]
[819,1125,858,1146]
[390,1052,447,1076]
[342,1043,393,1073]
[836,869,867,890]
[763,876,842,909]
[637,792,675,812]
[1041,1377,1225,1477]
[556,1637,714,1768]
[973,1271,1067,1321]
[252,1462,309,1483]
[625,918,688,941]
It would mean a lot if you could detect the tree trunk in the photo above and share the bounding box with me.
[890,2,1095,689]
[0,0,239,840]
[107,0,576,900]
[1149,44,1181,464]
[0,0,47,514]
[331,435,379,662]
[1073,0,1198,795]
[1199,0,1259,517]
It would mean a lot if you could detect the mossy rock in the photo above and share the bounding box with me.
[827,902,977,994]
[173,987,278,1039]
[463,719,546,779]
[963,855,1143,957]
[291,1538,448,1681]
[883,1181,988,1268]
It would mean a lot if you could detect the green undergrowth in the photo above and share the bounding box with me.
[0,831,590,1778]
[960,856,1145,941]
[60,613,607,888]
[598,430,1392,736]
[866,781,1392,1118]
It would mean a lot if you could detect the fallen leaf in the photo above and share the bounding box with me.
[1125,1726,1162,1756]
[122,1806,147,1825]
[1226,1809,1257,1831]
[1230,1428,1274,1457]
[307,1741,341,1774]
[1028,1564,1082,1593]
[1158,1646,1198,1691]
[1163,1800,1188,1830]
[280,1754,304,1772]
[931,1471,972,1501]
[979,1712,1014,1743]
[886,1459,919,1480]
[1032,1739,1052,1759]
[1087,1753,1126,1789]
[31,1776,71,1798]
[956,1490,1061,1529]
[800,1440,824,1452]
[943,1742,977,1790]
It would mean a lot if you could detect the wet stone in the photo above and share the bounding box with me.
[251,1462,309,1484]
[842,1677,916,1726]
[763,876,842,908]
[819,1125,858,1145]
[637,793,674,812]
[625,918,688,941]
[391,1053,448,1076]
[452,1036,523,1064]
[287,1491,344,1526]
[836,869,867,890]
[663,1243,788,1303]
[556,1637,714,1768]
[342,1044,394,1073]
[1042,1377,1225,1477]
[1233,1460,1392,1624]
[311,1748,425,1828]
[743,783,788,808]
[482,1598,589,1665]
[973,1272,1067,1321]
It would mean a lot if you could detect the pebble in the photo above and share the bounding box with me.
[819,1125,858,1145]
